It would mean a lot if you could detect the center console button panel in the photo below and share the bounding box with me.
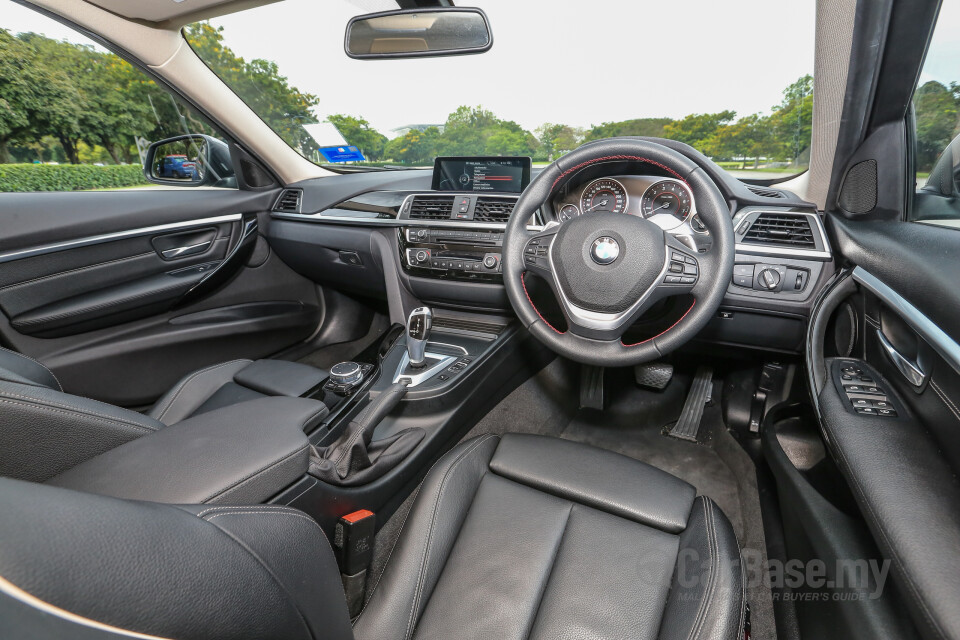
[401,227,504,281]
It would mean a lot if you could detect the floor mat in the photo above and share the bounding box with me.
[461,357,777,639]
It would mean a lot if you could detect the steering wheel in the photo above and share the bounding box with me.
[503,139,734,367]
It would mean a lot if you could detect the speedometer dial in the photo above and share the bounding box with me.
[641,180,692,222]
[580,179,627,214]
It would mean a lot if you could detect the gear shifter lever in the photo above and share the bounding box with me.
[406,307,432,368]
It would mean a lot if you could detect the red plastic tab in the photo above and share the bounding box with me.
[342,509,374,524]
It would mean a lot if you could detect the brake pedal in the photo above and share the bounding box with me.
[579,364,605,411]
[634,362,674,390]
[667,366,713,442]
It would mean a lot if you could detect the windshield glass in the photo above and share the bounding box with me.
[188,0,814,180]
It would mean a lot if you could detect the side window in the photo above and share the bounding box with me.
[0,2,234,192]
[912,3,960,224]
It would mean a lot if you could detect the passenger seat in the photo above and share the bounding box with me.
[0,348,328,482]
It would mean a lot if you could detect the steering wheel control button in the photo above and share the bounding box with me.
[590,236,620,265]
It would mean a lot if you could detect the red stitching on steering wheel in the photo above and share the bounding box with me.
[521,272,565,334]
[550,155,688,191]
[620,299,696,347]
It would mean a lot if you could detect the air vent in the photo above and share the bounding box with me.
[409,195,454,220]
[274,189,302,212]
[746,185,785,199]
[473,197,515,223]
[742,212,816,248]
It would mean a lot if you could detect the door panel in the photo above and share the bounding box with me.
[0,191,323,406]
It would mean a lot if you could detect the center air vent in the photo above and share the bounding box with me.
[746,185,785,199]
[473,197,515,223]
[742,212,816,248]
[409,195,454,220]
[274,189,302,212]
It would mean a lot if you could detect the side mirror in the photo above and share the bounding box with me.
[144,134,237,188]
[345,7,492,60]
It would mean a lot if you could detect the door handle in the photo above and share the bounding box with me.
[161,240,212,259]
[877,329,928,387]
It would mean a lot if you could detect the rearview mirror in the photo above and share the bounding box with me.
[143,134,237,188]
[345,8,492,59]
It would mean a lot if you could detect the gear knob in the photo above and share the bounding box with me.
[406,307,432,368]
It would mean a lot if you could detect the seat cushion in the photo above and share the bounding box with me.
[0,346,62,390]
[149,359,328,425]
[354,433,745,640]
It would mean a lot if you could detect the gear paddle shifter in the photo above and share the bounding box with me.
[406,307,432,368]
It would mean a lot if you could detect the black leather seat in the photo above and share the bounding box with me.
[0,433,745,640]
[0,347,328,482]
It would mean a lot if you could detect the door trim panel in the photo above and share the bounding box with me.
[0,214,242,264]
[853,266,960,376]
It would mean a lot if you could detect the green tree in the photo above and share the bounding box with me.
[662,111,736,148]
[583,117,673,142]
[767,74,813,163]
[184,22,319,156]
[702,114,773,165]
[327,114,387,161]
[536,123,584,160]
[384,127,440,165]
[914,80,960,171]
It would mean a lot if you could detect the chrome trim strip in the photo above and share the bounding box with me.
[734,243,833,260]
[393,351,458,387]
[161,240,212,259]
[853,266,960,376]
[0,214,242,264]
[876,328,928,387]
[271,210,545,232]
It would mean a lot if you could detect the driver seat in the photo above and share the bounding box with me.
[0,434,745,640]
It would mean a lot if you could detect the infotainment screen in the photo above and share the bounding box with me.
[432,157,531,193]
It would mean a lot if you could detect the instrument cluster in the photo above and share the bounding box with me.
[552,175,708,235]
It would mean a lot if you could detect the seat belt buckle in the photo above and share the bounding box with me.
[334,509,376,617]
[334,509,376,575]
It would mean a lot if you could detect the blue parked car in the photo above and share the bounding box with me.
[156,154,197,179]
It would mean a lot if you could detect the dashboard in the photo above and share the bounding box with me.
[266,146,836,354]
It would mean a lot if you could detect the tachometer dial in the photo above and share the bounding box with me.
[641,180,692,222]
[557,203,580,222]
[580,179,627,214]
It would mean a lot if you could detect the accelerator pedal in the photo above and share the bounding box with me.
[634,362,674,390]
[667,366,713,442]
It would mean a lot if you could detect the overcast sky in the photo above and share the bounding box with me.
[4,0,960,137]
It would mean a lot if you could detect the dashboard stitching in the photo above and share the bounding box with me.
[620,299,696,347]
[550,155,688,191]
[521,272,564,334]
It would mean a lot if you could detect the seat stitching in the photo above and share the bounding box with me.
[0,346,62,391]
[694,500,720,640]
[404,434,497,640]
[930,379,960,423]
[685,499,717,640]
[524,502,573,638]
[0,389,158,430]
[0,397,156,434]
[199,510,329,639]
[196,504,309,518]
[153,359,251,422]
[202,444,309,503]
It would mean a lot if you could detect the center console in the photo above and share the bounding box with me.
[401,225,505,280]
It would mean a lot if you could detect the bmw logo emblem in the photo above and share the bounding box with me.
[591,236,620,265]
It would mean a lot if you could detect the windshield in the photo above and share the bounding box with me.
[188,0,814,180]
